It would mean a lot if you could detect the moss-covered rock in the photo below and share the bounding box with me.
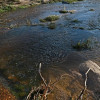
[48,23,56,29]
[40,15,59,22]
[59,10,68,13]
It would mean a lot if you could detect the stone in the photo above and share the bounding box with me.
[79,60,100,92]
[19,0,30,3]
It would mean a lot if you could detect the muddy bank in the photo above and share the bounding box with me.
[0,83,16,100]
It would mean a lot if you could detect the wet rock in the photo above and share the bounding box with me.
[89,9,95,11]
[79,60,100,92]
[46,67,94,100]
[71,70,82,79]
[68,10,76,14]
[41,0,49,4]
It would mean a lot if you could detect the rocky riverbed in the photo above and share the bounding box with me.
[0,0,100,99]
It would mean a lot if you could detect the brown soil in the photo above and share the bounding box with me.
[0,83,16,100]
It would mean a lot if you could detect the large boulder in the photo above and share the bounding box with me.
[79,60,100,99]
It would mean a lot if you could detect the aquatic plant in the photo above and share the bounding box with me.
[48,0,83,4]
[59,10,68,13]
[72,37,99,50]
[40,15,59,22]
[48,23,56,29]
[39,19,47,22]
[62,0,77,3]
[89,9,95,11]
[72,19,80,23]
[12,83,28,99]
[72,39,91,50]
[79,27,84,30]
[48,0,62,3]
[18,5,30,9]
[26,19,32,26]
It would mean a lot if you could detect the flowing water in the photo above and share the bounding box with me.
[0,0,100,99]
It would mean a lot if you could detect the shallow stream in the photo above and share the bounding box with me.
[0,0,100,99]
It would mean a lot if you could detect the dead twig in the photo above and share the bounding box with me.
[77,68,91,100]
[26,63,64,100]
[39,63,47,87]
[26,87,34,100]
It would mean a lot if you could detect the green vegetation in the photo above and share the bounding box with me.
[26,19,32,26]
[0,0,83,13]
[47,0,84,3]
[40,15,59,22]
[0,5,30,13]
[59,10,68,13]
[49,0,62,3]
[72,19,80,23]
[89,9,95,11]
[48,23,56,29]
[0,3,37,13]
[62,0,83,3]
[0,5,16,13]
[62,0,77,3]
[72,39,91,50]
[12,84,28,99]
[18,5,30,9]
[79,27,84,30]
[0,9,5,13]
[72,37,99,50]
[40,19,47,22]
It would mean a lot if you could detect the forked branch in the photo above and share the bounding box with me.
[39,63,47,87]
[26,63,63,100]
[77,68,91,100]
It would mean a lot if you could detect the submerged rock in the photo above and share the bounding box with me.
[68,10,76,14]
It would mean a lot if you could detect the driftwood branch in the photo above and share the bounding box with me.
[26,64,91,100]
[26,63,63,100]
[26,87,34,100]
[39,63,47,87]
[77,68,91,100]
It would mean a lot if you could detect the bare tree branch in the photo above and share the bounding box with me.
[26,87,34,100]
[26,64,69,100]
[77,68,91,100]
[39,63,47,87]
